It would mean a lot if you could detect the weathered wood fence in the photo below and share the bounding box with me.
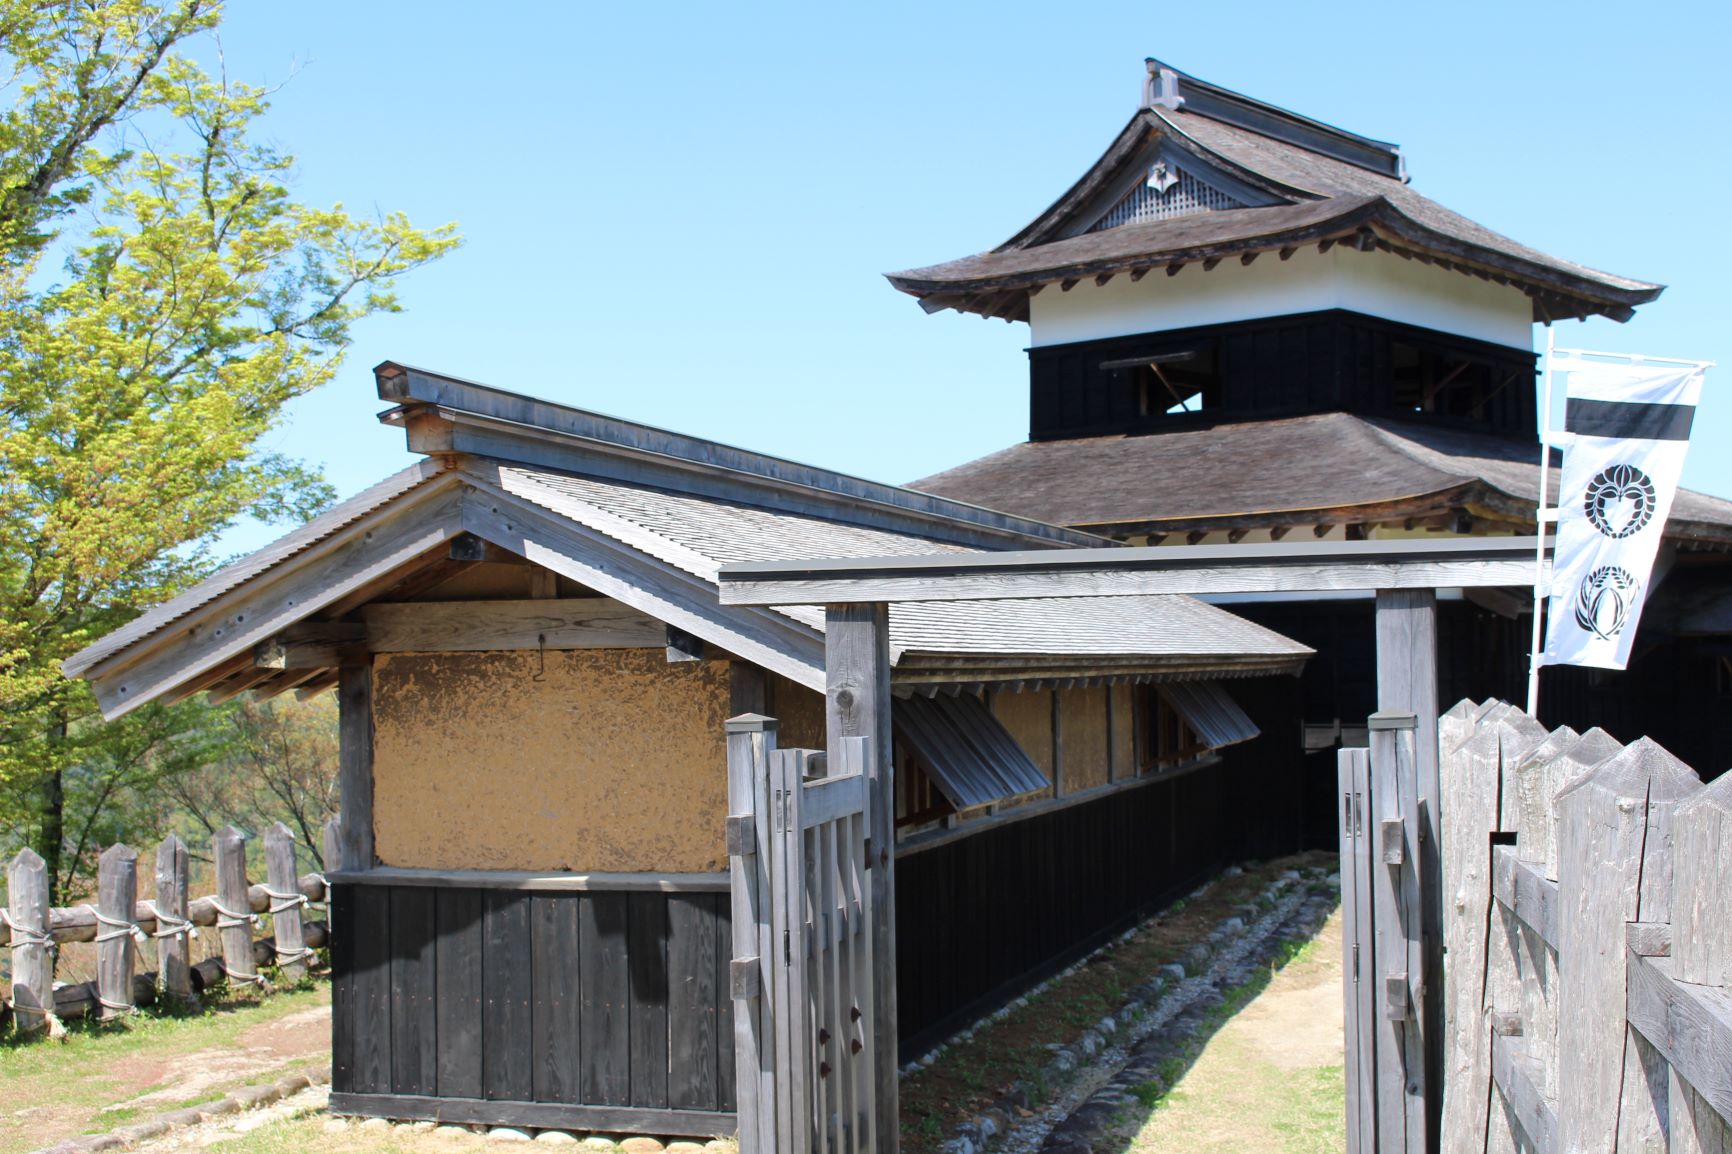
[1344,697,1732,1153]
[3,820,335,1037]
[727,715,878,1154]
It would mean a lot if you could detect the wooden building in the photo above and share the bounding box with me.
[63,363,1311,1136]
[897,59,1732,842]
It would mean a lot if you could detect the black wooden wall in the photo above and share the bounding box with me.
[330,884,735,1136]
[894,766,1229,1059]
[1027,309,1537,442]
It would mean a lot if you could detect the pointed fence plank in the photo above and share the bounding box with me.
[155,835,194,1004]
[264,823,310,981]
[96,844,140,1020]
[1439,710,1501,1154]
[213,826,260,988]
[8,848,58,1036]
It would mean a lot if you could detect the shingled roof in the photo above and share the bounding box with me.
[888,61,1661,325]
[911,413,1732,549]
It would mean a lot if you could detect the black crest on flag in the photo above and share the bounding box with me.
[1583,463,1657,539]
[1574,565,1638,641]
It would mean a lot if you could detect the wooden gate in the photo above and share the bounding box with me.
[727,714,878,1154]
[1339,710,1428,1154]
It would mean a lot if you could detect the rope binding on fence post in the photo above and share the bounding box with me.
[139,899,198,940]
[81,904,150,947]
[0,906,54,951]
[207,897,268,985]
[259,885,318,963]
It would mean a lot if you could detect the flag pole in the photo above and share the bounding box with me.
[1526,326,1557,715]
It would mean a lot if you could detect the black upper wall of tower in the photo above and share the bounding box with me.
[1028,310,1538,443]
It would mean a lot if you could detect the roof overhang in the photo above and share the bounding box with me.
[717,536,1548,606]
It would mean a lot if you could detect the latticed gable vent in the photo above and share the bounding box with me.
[1090,161,1248,231]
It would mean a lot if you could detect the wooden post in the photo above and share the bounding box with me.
[1375,587,1442,1144]
[1438,712,1500,1154]
[213,826,258,988]
[322,816,342,874]
[1339,746,1376,1154]
[727,712,777,1154]
[7,848,59,1037]
[1556,738,1699,1153]
[155,834,193,1005]
[337,658,376,871]
[824,602,896,1154]
[265,822,309,982]
[1369,711,1425,1154]
[1485,712,1545,1154]
[1673,772,1732,986]
[95,844,139,1020]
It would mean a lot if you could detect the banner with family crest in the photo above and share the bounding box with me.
[1543,357,1706,669]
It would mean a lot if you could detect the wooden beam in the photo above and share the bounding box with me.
[1094,272,1114,287]
[1201,257,1221,271]
[337,659,376,870]
[1129,267,1150,282]
[253,621,367,670]
[1376,588,1442,1136]
[355,598,665,654]
[1239,252,1258,266]
[1165,263,1184,277]
[1059,278,1079,292]
[1279,246,1297,261]
[1268,526,1290,541]
[824,604,897,1153]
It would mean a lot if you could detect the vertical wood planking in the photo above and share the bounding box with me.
[351,884,393,1093]
[627,891,671,1109]
[1370,716,1425,1154]
[1376,588,1442,1144]
[1439,713,1499,1154]
[213,826,256,986]
[579,892,631,1106]
[482,889,533,1100]
[1485,712,1545,1154]
[338,659,376,870]
[1511,726,1578,1107]
[716,896,737,1113]
[1339,747,1375,1154]
[1674,773,1732,987]
[824,603,896,1154]
[1556,738,1698,1152]
[435,887,485,1099]
[330,882,356,1089]
[390,886,438,1095]
[95,844,139,1019]
[843,735,877,1154]
[264,822,309,982]
[530,894,582,1102]
[668,893,719,1111]
[155,835,193,1005]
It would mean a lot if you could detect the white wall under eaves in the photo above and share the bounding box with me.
[1027,244,1535,351]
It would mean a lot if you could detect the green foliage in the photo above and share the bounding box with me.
[0,0,459,897]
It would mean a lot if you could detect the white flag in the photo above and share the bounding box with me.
[1543,360,1704,669]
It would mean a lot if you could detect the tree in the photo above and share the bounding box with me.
[0,1,460,899]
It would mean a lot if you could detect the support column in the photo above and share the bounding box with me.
[824,603,897,1153]
[1375,588,1440,1153]
[337,658,376,871]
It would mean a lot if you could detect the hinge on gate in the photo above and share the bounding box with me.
[1352,942,1360,982]
[783,929,791,968]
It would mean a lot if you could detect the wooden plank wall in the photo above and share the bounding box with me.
[330,884,736,1137]
[893,764,1227,1058]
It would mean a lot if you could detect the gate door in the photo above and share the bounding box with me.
[727,715,877,1154]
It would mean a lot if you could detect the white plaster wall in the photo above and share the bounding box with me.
[1027,245,1534,351]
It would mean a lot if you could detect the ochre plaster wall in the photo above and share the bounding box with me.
[992,687,1054,778]
[371,648,732,873]
[1061,686,1112,791]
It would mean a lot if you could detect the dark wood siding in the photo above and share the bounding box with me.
[1028,310,1537,442]
[893,769,1229,1059]
[331,885,734,1137]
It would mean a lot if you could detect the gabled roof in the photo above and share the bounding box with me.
[888,61,1662,325]
[910,412,1732,548]
[64,366,1310,718]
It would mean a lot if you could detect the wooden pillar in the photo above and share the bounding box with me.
[1375,587,1440,1150]
[337,658,376,871]
[95,844,139,1019]
[824,603,897,1153]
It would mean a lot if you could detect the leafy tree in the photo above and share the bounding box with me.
[0,1,460,899]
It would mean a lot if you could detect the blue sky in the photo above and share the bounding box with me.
[207,0,1732,554]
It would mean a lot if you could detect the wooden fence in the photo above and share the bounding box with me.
[1344,697,1732,1153]
[3,820,335,1037]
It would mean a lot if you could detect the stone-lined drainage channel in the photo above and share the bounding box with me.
[933,865,1340,1154]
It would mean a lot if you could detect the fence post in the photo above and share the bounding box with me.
[95,844,140,1020]
[1509,726,1577,1108]
[1369,711,1425,1154]
[6,848,58,1037]
[1439,706,1500,1154]
[726,712,778,1154]
[1339,745,1375,1154]
[1672,774,1732,1152]
[323,816,342,874]
[264,823,309,982]
[213,826,259,989]
[1557,738,1699,1153]
[155,835,194,1005]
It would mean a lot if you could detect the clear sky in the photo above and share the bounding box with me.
[205,0,1732,555]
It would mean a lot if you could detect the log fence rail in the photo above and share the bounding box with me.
[2,819,337,1037]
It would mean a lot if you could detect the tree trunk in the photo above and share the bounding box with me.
[37,764,64,906]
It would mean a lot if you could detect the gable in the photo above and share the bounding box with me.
[1057,137,1286,242]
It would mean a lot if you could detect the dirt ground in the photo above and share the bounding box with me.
[1111,908,1346,1154]
[0,985,332,1154]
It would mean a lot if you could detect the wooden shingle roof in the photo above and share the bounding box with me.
[888,65,1662,324]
